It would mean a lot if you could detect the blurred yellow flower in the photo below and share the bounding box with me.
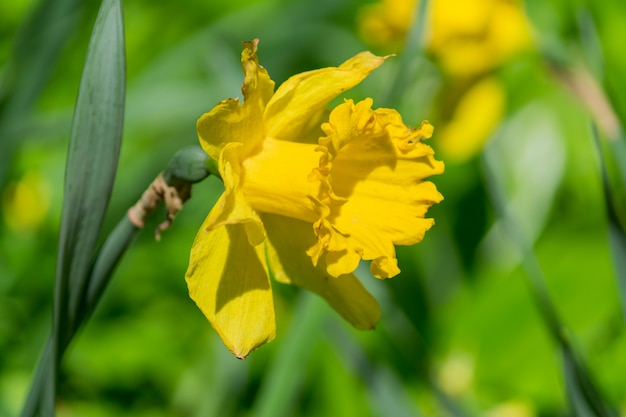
[2,171,51,232]
[186,40,444,358]
[359,0,417,51]
[485,401,536,417]
[437,351,474,396]
[359,0,532,162]
[437,76,505,161]
[359,0,533,77]
[429,0,533,77]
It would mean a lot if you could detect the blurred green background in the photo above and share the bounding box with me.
[2,0,626,415]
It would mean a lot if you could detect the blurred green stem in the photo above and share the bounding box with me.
[86,217,140,313]
[20,218,140,417]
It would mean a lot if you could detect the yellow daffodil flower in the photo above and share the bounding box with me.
[186,40,444,358]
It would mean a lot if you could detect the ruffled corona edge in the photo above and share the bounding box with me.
[307,98,444,279]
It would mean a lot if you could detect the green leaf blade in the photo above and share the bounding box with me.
[46,0,126,415]
[55,0,126,341]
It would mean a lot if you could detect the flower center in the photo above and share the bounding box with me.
[240,137,321,223]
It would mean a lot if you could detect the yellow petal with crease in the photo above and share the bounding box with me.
[205,142,265,246]
[186,219,275,359]
[264,52,387,141]
[197,40,274,161]
[262,213,381,330]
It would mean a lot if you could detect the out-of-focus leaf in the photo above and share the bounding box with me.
[0,0,82,187]
[330,319,431,417]
[593,126,626,325]
[575,6,604,78]
[562,345,616,417]
[605,133,626,220]
[481,103,566,268]
[252,292,326,417]
[368,367,425,417]
[483,142,616,417]
[607,221,626,322]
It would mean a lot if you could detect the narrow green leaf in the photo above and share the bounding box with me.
[55,0,126,346]
[19,337,53,417]
[44,0,125,414]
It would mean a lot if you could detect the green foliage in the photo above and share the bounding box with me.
[55,0,125,344]
[2,0,626,416]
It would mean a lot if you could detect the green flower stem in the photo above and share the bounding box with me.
[19,339,53,417]
[85,216,140,315]
[21,217,140,417]
[22,218,141,417]
[21,145,211,417]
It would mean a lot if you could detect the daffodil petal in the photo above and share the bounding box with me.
[206,142,265,246]
[240,137,321,224]
[325,249,362,278]
[262,213,381,330]
[197,40,274,161]
[186,219,275,359]
[264,52,387,141]
[240,39,275,109]
[334,182,442,250]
